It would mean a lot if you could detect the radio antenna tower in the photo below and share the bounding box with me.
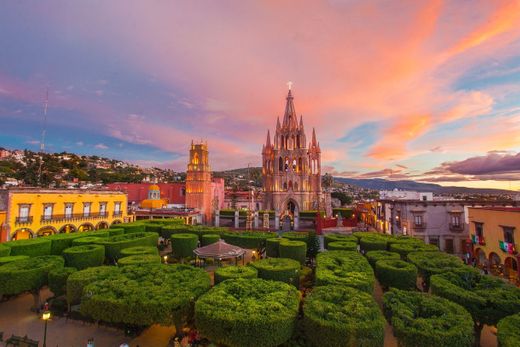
[37,88,48,187]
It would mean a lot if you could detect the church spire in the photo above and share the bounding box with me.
[311,128,318,147]
[276,116,281,131]
[299,115,304,129]
[282,89,298,129]
[266,130,271,147]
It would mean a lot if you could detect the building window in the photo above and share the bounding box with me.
[43,204,53,221]
[83,203,92,217]
[475,222,484,238]
[18,204,30,222]
[445,239,454,254]
[451,215,460,227]
[64,203,73,218]
[503,226,515,244]
[99,202,107,217]
[429,237,439,247]
[114,202,122,216]
[414,215,423,226]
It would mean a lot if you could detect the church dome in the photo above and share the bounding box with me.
[149,184,160,191]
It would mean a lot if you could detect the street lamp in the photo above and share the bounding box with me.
[42,310,51,347]
[163,255,168,264]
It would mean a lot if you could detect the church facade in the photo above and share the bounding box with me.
[262,89,331,227]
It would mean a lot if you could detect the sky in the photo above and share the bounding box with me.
[0,0,519,190]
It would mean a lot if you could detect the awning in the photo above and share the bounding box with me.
[193,239,246,259]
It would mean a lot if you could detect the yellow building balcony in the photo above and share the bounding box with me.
[38,212,112,224]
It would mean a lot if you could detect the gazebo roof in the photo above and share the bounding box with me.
[194,239,246,259]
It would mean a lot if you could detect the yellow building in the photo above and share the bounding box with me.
[0,188,131,241]
[139,184,168,209]
[468,207,520,282]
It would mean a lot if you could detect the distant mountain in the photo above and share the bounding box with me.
[333,177,514,195]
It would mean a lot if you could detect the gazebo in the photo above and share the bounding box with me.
[194,239,246,266]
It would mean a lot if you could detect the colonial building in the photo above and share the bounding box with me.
[262,89,331,229]
[0,188,130,241]
[106,182,186,207]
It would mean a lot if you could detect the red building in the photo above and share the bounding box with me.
[106,182,186,206]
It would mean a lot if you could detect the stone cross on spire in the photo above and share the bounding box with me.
[287,81,293,90]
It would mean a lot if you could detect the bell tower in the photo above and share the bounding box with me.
[186,141,213,223]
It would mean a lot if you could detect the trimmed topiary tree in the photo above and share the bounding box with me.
[66,266,118,306]
[0,255,64,307]
[315,251,374,293]
[0,255,30,265]
[195,278,300,347]
[71,236,104,246]
[365,250,400,268]
[49,267,77,297]
[4,238,52,257]
[46,233,85,255]
[107,228,125,237]
[407,251,464,290]
[63,244,105,270]
[281,231,309,246]
[375,259,417,290]
[497,313,520,347]
[265,238,284,258]
[279,240,307,265]
[324,233,357,249]
[170,233,199,261]
[144,223,163,235]
[118,222,147,234]
[118,254,161,266]
[306,230,321,262]
[303,285,385,347]
[81,264,210,329]
[223,232,276,250]
[214,265,258,284]
[201,234,220,246]
[430,268,520,346]
[120,246,159,257]
[383,288,474,347]
[328,241,357,251]
[100,232,158,261]
[389,242,438,260]
[0,243,10,257]
[250,258,301,287]
[359,236,388,252]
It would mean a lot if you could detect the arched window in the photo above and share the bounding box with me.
[297,135,300,148]
[292,135,296,150]
[289,181,293,190]
[294,182,298,191]
[298,158,302,172]
[279,157,283,171]
[292,159,297,171]
[281,135,285,149]
[283,182,287,190]
[285,157,289,172]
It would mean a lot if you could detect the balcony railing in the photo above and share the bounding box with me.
[113,211,123,217]
[15,216,33,225]
[39,212,110,223]
[414,223,427,231]
[449,223,464,232]
[471,234,485,246]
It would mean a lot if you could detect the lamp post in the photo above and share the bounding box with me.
[42,310,51,347]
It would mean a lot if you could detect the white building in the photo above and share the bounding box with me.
[379,189,433,201]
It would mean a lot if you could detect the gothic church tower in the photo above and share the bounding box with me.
[262,89,329,224]
[186,141,213,223]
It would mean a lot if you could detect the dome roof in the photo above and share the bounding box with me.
[149,184,160,191]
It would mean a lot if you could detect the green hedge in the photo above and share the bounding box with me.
[324,234,357,249]
[46,233,84,255]
[63,244,105,270]
[144,223,163,235]
[99,232,158,261]
[201,234,220,246]
[120,246,159,257]
[0,255,64,295]
[83,230,110,238]
[389,242,439,260]
[279,240,307,265]
[116,222,146,234]
[316,251,374,293]
[383,289,474,347]
[81,264,211,326]
[223,232,276,250]
[407,251,464,289]
[332,207,354,218]
[4,238,52,257]
[359,236,388,252]
[195,278,300,347]
[352,231,386,241]
[430,268,520,333]
[303,285,384,347]
[375,259,417,290]
[265,238,284,258]
[328,241,357,251]
[0,255,30,266]
[0,244,10,257]
[281,231,309,245]
[66,266,118,305]
[250,258,301,287]
[161,225,193,239]
[118,254,161,266]
[214,265,258,284]
[365,250,400,268]
[49,267,77,297]
[171,233,199,259]
[71,236,104,246]
[107,228,125,237]
[497,313,520,347]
